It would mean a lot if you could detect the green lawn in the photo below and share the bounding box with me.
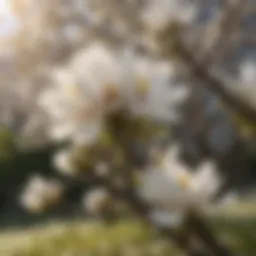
[1,204,256,256]
[0,219,180,256]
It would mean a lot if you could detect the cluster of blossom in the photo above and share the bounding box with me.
[0,1,255,228]
[0,0,254,139]
[0,0,197,146]
[40,42,189,144]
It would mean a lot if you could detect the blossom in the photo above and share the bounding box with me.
[138,145,222,212]
[40,42,189,146]
[53,149,77,177]
[127,56,190,122]
[141,0,197,32]
[19,174,64,213]
[82,187,112,215]
[39,71,102,143]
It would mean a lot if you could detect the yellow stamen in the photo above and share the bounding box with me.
[136,77,150,99]
[65,83,82,98]
[178,173,190,189]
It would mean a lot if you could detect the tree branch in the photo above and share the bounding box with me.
[170,35,256,122]
[161,0,256,122]
[200,0,245,63]
[186,211,236,256]
[91,172,235,256]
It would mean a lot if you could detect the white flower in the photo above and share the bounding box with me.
[70,43,124,106]
[138,166,198,210]
[82,187,112,215]
[53,149,77,177]
[39,43,125,144]
[141,0,197,32]
[40,43,189,145]
[138,145,222,212]
[39,69,103,143]
[19,174,64,213]
[190,161,221,199]
[126,55,190,123]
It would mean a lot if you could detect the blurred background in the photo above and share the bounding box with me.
[0,0,255,255]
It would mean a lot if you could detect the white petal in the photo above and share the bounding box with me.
[149,209,184,227]
[191,161,221,198]
[72,120,102,146]
[53,149,76,176]
[50,122,78,141]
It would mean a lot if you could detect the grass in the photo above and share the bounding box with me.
[1,203,256,256]
[213,217,256,255]
[0,219,180,256]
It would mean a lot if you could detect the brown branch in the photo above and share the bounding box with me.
[164,0,256,122]
[200,0,245,63]
[211,34,256,65]
[91,174,205,255]
[91,171,236,256]
[170,36,256,122]
[186,211,236,256]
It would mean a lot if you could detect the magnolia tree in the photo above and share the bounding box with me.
[0,0,256,255]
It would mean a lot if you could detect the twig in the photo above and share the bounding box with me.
[172,36,256,122]
[185,211,236,256]
[91,174,207,255]
[159,1,256,122]
[200,0,245,63]
[91,172,236,256]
